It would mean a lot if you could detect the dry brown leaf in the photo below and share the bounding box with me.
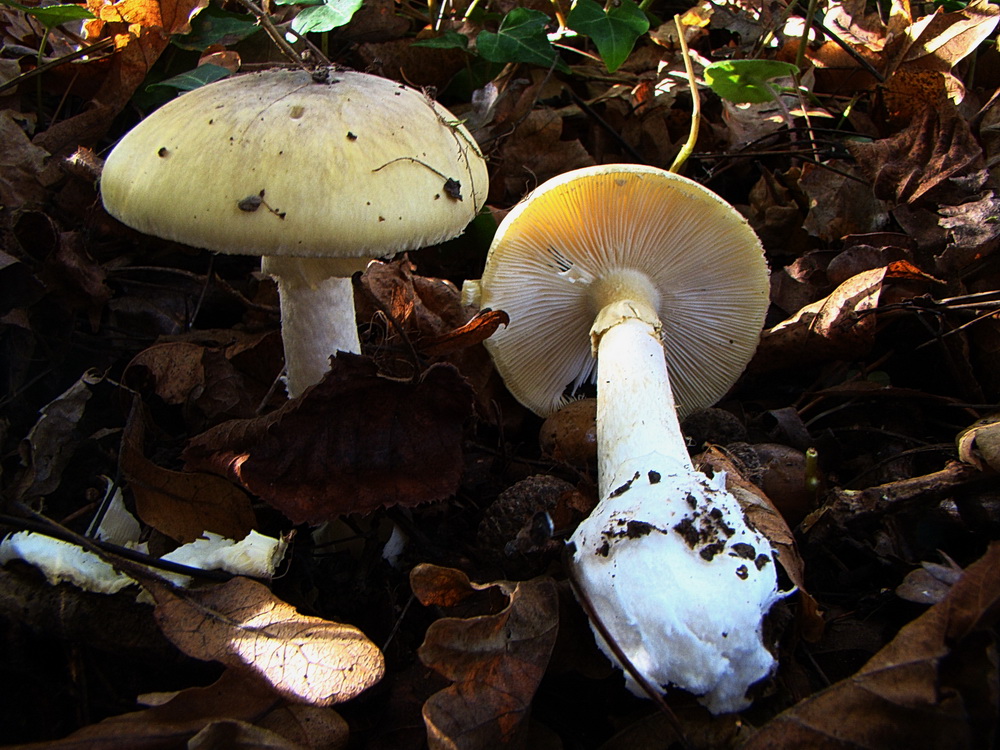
[936,191,1000,273]
[1,669,281,750]
[147,575,385,706]
[124,341,257,424]
[15,371,100,501]
[35,0,209,155]
[186,719,307,749]
[418,309,511,357]
[799,161,888,242]
[254,704,349,750]
[183,355,475,524]
[740,543,1000,749]
[956,415,1000,472]
[0,110,50,211]
[847,105,983,205]
[752,266,888,372]
[121,400,257,543]
[411,564,559,749]
[492,108,595,203]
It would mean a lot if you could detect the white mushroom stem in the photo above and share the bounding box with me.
[569,295,785,715]
[262,256,369,398]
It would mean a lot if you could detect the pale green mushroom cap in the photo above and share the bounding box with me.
[100,68,488,257]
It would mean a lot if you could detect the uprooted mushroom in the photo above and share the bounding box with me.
[464,164,792,714]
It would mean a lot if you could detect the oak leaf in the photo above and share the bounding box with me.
[183,355,475,524]
[411,564,559,749]
[147,576,385,706]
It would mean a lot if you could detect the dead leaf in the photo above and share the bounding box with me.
[752,266,889,372]
[799,161,888,242]
[936,191,1000,273]
[147,575,385,706]
[847,105,984,205]
[124,341,257,425]
[254,704,349,750]
[411,564,559,749]
[492,108,595,203]
[419,309,510,357]
[0,110,50,210]
[15,370,102,501]
[121,399,257,543]
[35,0,210,155]
[740,543,1000,749]
[2,669,282,749]
[957,414,1000,472]
[183,355,475,524]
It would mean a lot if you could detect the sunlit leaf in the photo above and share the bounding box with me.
[0,0,94,29]
[704,59,799,104]
[566,0,648,73]
[287,0,363,35]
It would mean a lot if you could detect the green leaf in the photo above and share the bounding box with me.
[289,0,363,35]
[146,63,233,93]
[703,59,799,104]
[173,5,262,50]
[413,30,469,50]
[566,0,648,73]
[476,8,569,72]
[2,1,94,30]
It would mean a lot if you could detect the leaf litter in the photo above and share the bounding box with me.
[0,0,999,746]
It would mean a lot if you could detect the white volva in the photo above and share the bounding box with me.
[570,301,785,714]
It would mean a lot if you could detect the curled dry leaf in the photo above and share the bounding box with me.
[411,564,559,750]
[752,261,937,373]
[847,106,983,205]
[956,414,1000,472]
[12,669,281,749]
[740,542,1000,749]
[183,355,475,524]
[146,576,385,706]
[121,400,257,544]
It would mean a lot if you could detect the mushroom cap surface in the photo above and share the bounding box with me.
[475,164,769,417]
[101,69,488,257]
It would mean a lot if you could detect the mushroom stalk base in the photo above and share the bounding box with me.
[569,315,784,714]
[263,256,369,398]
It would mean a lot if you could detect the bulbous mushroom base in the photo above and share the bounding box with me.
[568,453,786,715]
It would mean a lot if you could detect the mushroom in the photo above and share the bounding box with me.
[101,68,488,397]
[464,164,788,714]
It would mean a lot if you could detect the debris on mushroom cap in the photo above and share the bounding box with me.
[471,164,769,418]
[100,68,488,258]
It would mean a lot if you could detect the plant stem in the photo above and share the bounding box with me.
[669,14,700,174]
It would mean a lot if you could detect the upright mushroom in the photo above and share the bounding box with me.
[465,164,787,714]
[101,68,488,397]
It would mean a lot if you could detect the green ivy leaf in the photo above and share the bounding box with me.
[412,30,469,50]
[0,0,94,30]
[173,5,261,51]
[566,0,648,73]
[286,0,363,35]
[703,59,799,104]
[146,63,233,93]
[477,8,569,72]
